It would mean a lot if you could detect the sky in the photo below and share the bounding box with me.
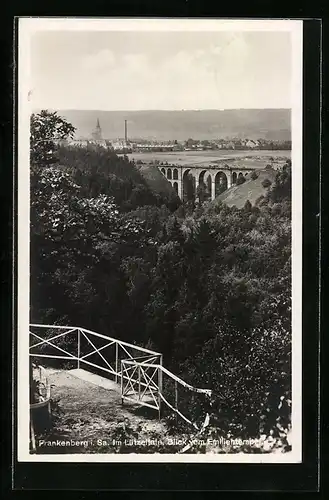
[30,29,292,111]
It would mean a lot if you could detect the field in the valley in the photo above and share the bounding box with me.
[125,150,291,168]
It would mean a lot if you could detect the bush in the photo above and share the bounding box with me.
[250,171,258,180]
[244,200,252,211]
[236,176,246,186]
[262,178,272,188]
[180,320,291,439]
[255,195,266,207]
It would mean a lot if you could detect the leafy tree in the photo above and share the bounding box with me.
[244,200,252,212]
[267,165,291,203]
[196,182,207,204]
[215,184,227,196]
[30,110,76,167]
[57,145,175,211]
[201,140,211,149]
[183,173,196,208]
[185,138,197,149]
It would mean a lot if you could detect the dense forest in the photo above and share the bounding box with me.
[30,111,292,442]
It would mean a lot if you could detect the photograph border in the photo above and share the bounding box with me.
[9,15,321,491]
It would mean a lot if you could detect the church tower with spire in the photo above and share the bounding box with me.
[92,118,102,141]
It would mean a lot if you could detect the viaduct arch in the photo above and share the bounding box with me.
[159,164,256,202]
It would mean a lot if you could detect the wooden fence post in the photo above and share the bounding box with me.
[138,364,141,401]
[121,360,124,405]
[115,342,118,384]
[158,355,163,420]
[175,380,178,421]
[77,329,80,369]
[46,375,51,425]
[30,410,36,451]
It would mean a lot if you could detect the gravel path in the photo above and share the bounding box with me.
[36,369,171,454]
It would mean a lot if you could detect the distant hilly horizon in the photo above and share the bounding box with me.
[41,108,291,142]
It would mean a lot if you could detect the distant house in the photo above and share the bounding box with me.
[53,138,69,147]
[245,139,258,149]
[68,139,89,147]
[89,139,108,148]
[112,141,127,150]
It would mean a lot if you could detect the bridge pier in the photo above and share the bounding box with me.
[211,179,216,201]
[177,179,182,199]
[227,172,233,189]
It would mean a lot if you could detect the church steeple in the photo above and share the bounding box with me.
[92,118,102,141]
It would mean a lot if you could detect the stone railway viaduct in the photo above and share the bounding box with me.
[159,164,257,201]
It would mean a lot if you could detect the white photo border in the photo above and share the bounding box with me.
[17,17,303,463]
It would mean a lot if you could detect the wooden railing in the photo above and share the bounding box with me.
[121,359,212,427]
[29,324,161,381]
[29,324,211,429]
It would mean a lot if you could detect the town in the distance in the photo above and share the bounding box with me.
[63,118,291,153]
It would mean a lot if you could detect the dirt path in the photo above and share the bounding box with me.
[36,368,174,454]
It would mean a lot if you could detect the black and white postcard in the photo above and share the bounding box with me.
[17,18,303,464]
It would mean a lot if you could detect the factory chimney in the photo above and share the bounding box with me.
[124,120,128,143]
